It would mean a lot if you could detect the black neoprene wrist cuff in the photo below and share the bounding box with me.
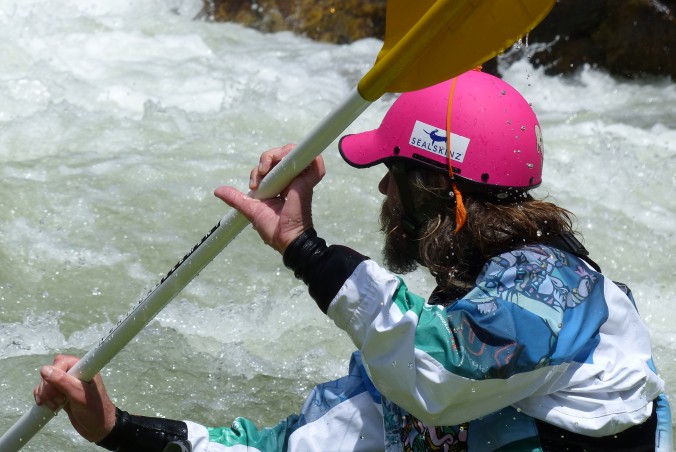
[283,228,325,279]
[96,407,188,452]
[283,228,368,313]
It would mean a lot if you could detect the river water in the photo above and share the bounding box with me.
[1,0,674,449]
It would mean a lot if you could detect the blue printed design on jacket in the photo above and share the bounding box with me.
[438,246,606,379]
[472,246,598,335]
[383,397,468,452]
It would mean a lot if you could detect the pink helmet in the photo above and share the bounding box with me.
[339,70,544,198]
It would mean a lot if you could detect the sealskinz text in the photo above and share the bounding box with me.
[409,120,470,162]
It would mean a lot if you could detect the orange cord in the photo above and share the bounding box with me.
[446,77,467,233]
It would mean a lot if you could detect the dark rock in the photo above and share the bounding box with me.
[207,0,386,44]
[204,0,675,79]
[523,0,675,78]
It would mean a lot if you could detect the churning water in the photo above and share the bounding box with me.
[1,0,674,449]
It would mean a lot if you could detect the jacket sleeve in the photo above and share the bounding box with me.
[324,257,570,427]
[182,352,384,452]
[183,415,298,452]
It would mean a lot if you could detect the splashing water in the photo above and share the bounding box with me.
[1,0,674,449]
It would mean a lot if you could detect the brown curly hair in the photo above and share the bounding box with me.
[406,168,578,294]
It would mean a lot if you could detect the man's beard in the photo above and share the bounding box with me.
[379,199,419,274]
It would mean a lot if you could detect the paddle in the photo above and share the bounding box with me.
[0,0,555,449]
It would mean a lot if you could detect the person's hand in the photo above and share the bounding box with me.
[34,355,116,443]
[214,144,325,253]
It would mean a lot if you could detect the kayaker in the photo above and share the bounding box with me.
[35,70,672,451]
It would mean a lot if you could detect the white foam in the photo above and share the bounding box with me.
[0,0,673,443]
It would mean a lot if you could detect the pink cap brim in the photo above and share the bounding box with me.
[338,130,390,168]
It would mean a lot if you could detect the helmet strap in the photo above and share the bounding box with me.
[446,77,468,233]
[388,160,427,238]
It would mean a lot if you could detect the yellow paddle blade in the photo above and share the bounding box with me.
[358,0,555,101]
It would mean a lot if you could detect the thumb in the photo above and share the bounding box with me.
[40,366,60,385]
[35,366,68,410]
[214,186,262,223]
[40,366,68,391]
[40,365,85,402]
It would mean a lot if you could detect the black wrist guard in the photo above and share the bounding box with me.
[283,228,368,313]
[283,228,327,280]
[96,407,189,452]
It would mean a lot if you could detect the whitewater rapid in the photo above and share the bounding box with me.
[1,0,674,449]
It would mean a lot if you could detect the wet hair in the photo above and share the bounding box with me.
[406,168,578,294]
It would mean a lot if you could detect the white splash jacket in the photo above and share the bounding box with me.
[113,232,671,452]
[329,248,661,434]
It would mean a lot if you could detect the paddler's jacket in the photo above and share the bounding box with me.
[98,230,672,452]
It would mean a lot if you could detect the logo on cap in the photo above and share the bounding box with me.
[409,120,470,163]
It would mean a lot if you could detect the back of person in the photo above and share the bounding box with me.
[328,243,671,451]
